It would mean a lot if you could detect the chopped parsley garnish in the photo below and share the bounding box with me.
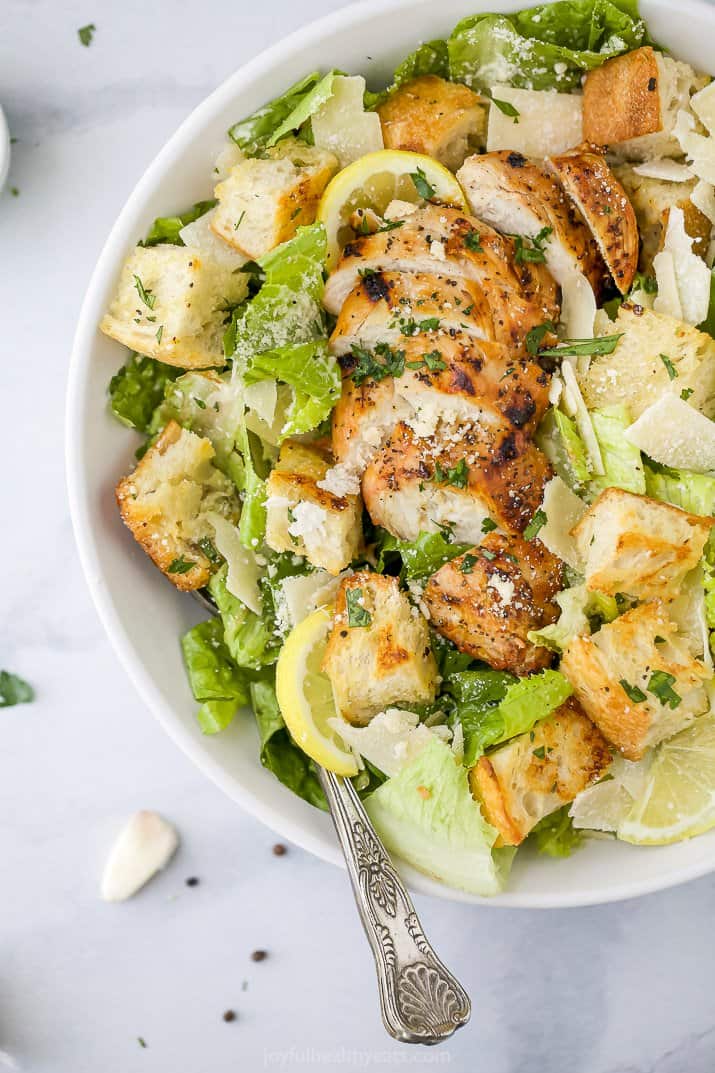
[376,219,404,233]
[481,517,497,534]
[460,553,479,574]
[680,387,694,401]
[512,226,553,265]
[647,670,682,709]
[78,23,96,46]
[406,350,446,372]
[464,229,483,252]
[155,325,164,344]
[10,186,19,197]
[660,353,678,380]
[632,272,658,294]
[349,342,405,386]
[491,97,520,121]
[0,670,34,708]
[619,679,646,704]
[532,745,546,760]
[399,316,440,337]
[198,537,222,565]
[537,334,623,358]
[523,508,547,541]
[133,274,156,310]
[480,548,497,561]
[290,206,302,220]
[525,320,556,356]
[167,556,196,575]
[192,396,207,409]
[234,210,246,230]
[654,635,666,645]
[346,588,372,628]
[431,458,469,489]
[410,167,435,200]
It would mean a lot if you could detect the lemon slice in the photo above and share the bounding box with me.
[317,149,467,267]
[617,715,715,845]
[275,606,358,776]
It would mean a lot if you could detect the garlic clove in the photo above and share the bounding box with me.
[101,810,179,902]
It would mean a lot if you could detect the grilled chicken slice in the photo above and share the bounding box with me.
[332,335,551,471]
[423,532,562,673]
[456,150,607,294]
[546,148,639,294]
[361,422,553,543]
[323,202,560,323]
[330,270,532,355]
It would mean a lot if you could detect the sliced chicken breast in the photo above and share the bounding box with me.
[332,334,551,471]
[423,532,562,673]
[323,203,560,322]
[457,150,607,294]
[546,148,639,294]
[361,421,553,542]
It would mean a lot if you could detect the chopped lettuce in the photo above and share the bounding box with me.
[449,668,573,765]
[0,670,34,707]
[448,0,648,92]
[699,267,715,340]
[267,71,340,146]
[375,529,471,581]
[430,631,477,678]
[141,200,217,247]
[152,371,245,483]
[590,405,645,495]
[243,341,340,439]
[645,461,715,518]
[181,617,249,735]
[366,40,450,109]
[703,557,715,630]
[228,72,325,154]
[108,353,179,434]
[366,737,512,896]
[250,677,328,809]
[528,582,618,652]
[209,567,280,670]
[528,805,584,857]
[536,407,591,491]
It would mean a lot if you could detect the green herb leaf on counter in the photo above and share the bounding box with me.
[0,671,34,707]
[78,23,95,46]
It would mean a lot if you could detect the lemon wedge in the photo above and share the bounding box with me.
[275,607,358,776]
[617,715,715,845]
[317,149,467,267]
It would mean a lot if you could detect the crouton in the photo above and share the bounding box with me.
[469,700,612,845]
[561,601,711,759]
[583,49,705,160]
[423,533,563,675]
[377,75,487,172]
[100,245,248,369]
[485,85,583,158]
[115,421,239,591]
[265,440,362,575]
[573,488,713,600]
[322,572,438,724]
[614,163,712,271]
[579,303,715,420]
[211,138,338,259]
[547,147,639,293]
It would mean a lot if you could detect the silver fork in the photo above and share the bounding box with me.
[193,590,471,1044]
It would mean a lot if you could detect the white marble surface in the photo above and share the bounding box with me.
[3,1,715,1069]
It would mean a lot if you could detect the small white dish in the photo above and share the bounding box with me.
[67,0,715,907]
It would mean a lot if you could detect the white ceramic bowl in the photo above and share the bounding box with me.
[67,0,715,907]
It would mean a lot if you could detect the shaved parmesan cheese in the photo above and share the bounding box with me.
[214,141,244,181]
[317,462,361,497]
[288,501,327,541]
[328,708,449,778]
[674,107,715,185]
[624,394,715,473]
[548,374,563,407]
[669,566,713,671]
[560,272,596,341]
[691,179,715,223]
[537,475,586,568]
[384,199,418,220]
[562,361,604,475]
[690,81,715,135]
[654,207,711,325]
[207,513,262,614]
[274,570,346,633]
[244,379,277,427]
[179,211,247,270]
[486,85,583,157]
[312,75,383,167]
[632,160,694,182]
[101,811,179,902]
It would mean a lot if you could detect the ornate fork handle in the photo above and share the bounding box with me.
[317,767,471,1044]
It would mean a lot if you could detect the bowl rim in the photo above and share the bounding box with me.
[67,0,715,909]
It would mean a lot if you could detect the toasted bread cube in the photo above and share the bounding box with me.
[583,49,705,160]
[211,139,338,259]
[100,245,247,369]
[469,700,612,845]
[378,75,487,171]
[115,421,239,591]
[561,601,710,759]
[265,441,362,575]
[614,164,712,271]
[579,303,715,420]
[423,533,563,675]
[322,572,438,724]
[573,488,713,601]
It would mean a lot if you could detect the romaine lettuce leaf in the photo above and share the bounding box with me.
[645,461,715,518]
[590,404,645,495]
[108,353,180,433]
[448,0,647,92]
[536,407,591,491]
[267,70,339,146]
[698,266,715,340]
[181,617,249,735]
[365,40,450,109]
[141,200,217,247]
[529,805,583,857]
[209,567,280,670]
[243,341,340,439]
[228,72,324,154]
[528,582,618,652]
[375,529,471,581]
[250,677,328,809]
[152,371,245,482]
